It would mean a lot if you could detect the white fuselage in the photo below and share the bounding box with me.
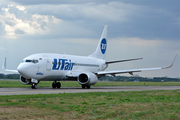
[17,53,108,81]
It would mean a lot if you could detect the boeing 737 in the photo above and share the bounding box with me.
[2,25,177,89]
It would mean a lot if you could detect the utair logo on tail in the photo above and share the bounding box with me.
[100,38,107,54]
[52,59,75,70]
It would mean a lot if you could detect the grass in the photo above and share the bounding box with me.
[0,90,180,119]
[0,80,180,88]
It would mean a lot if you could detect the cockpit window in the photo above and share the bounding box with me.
[23,59,39,63]
[32,60,38,63]
[22,60,25,63]
[26,60,32,62]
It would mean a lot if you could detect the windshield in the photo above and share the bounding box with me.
[22,59,39,63]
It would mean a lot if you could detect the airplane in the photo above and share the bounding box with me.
[2,25,177,89]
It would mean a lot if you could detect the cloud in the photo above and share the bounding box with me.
[7,0,109,5]
[0,1,179,40]
[0,4,62,38]
[26,2,139,23]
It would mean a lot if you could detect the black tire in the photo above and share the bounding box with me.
[31,84,37,89]
[34,84,37,89]
[31,84,34,89]
[82,85,86,89]
[52,82,56,88]
[57,82,61,88]
[87,85,91,89]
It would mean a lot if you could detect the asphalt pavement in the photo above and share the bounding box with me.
[0,86,180,95]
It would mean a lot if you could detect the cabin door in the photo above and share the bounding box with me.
[43,55,51,71]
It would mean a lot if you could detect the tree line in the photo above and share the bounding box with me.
[99,76,180,82]
[0,74,20,79]
[0,74,179,82]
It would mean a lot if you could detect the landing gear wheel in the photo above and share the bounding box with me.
[52,81,56,88]
[57,82,61,88]
[82,85,86,89]
[87,85,91,89]
[31,84,34,89]
[31,84,37,89]
[81,85,91,89]
[52,81,61,88]
[34,84,37,89]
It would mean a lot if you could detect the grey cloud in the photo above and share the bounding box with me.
[15,29,25,34]
[5,21,15,26]
[8,0,110,5]
[2,0,179,41]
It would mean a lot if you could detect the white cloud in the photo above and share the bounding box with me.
[0,4,62,38]
[16,5,26,11]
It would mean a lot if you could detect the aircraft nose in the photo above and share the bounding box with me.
[17,64,25,74]
[17,64,31,79]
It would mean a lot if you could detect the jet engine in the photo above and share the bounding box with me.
[20,76,32,85]
[78,72,98,85]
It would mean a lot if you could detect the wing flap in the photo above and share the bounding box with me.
[97,67,161,76]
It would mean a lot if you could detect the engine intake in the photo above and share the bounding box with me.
[20,76,31,85]
[78,72,98,85]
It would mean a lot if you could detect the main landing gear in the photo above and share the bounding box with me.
[52,81,61,89]
[31,84,37,89]
[82,85,91,89]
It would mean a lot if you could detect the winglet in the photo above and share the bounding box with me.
[2,57,6,70]
[162,54,178,69]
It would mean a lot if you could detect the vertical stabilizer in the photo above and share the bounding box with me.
[2,57,6,70]
[89,25,109,59]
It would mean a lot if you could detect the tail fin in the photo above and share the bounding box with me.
[2,57,6,70]
[89,25,109,60]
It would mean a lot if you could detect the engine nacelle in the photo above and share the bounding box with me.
[20,76,32,85]
[78,72,98,85]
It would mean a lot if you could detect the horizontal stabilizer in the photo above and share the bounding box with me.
[2,57,19,74]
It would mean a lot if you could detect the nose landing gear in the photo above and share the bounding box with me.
[52,81,61,89]
[31,84,37,89]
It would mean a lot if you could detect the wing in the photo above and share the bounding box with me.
[97,54,177,76]
[2,57,19,74]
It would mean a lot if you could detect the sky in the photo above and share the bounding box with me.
[0,0,179,78]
